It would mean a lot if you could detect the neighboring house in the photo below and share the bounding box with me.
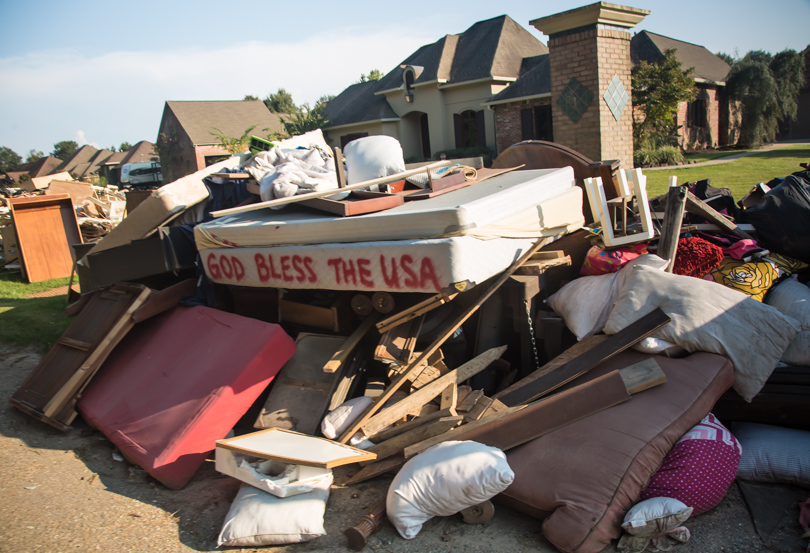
[100,141,158,185]
[55,145,100,177]
[12,156,63,179]
[156,100,285,182]
[325,8,734,164]
[323,15,548,160]
[630,31,732,149]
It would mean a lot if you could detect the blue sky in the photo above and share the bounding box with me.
[1,0,808,159]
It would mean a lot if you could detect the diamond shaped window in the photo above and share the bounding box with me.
[604,74,629,121]
[556,78,594,123]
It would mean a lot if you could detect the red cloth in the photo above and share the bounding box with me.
[672,237,724,278]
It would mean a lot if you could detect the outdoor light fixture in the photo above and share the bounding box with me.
[405,92,414,103]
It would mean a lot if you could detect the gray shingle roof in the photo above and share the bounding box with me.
[55,145,99,174]
[119,141,158,165]
[631,31,731,83]
[488,54,551,103]
[326,15,548,128]
[16,155,62,178]
[165,100,285,145]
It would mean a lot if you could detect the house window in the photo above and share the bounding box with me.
[521,105,553,142]
[454,110,485,148]
[688,99,707,128]
[420,113,431,158]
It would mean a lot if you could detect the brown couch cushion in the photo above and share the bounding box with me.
[496,350,734,553]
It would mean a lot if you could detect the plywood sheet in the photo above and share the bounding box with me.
[217,428,375,468]
[254,333,347,433]
[8,194,82,282]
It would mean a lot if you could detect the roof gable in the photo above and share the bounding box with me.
[119,141,158,165]
[164,100,285,145]
[631,31,731,83]
[487,54,551,104]
[56,145,99,174]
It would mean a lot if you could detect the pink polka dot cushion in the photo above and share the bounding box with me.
[639,413,741,515]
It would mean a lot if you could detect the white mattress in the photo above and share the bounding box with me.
[200,236,544,293]
[195,167,575,249]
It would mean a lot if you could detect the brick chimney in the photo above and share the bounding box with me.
[531,2,649,169]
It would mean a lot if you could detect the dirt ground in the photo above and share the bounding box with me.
[1,342,807,553]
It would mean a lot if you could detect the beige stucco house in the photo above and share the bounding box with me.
[322,15,548,161]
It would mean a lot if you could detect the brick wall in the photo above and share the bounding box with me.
[547,27,635,168]
[493,98,550,156]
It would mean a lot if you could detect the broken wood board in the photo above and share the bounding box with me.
[323,312,381,373]
[212,159,453,217]
[457,388,484,413]
[376,292,458,334]
[515,253,572,275]
[685,191,753,240]
[299,191,404,217]
[495,308,670,407]
[46,180,97,207]
[362,416,463,464]
[217,428,375,469]
[10,283,152,430]
[367,407,458,443]
[344,456,405,486]
[254,333,349,433]
[401,166,522,200]
[8,194,82,283]
[463,396,509,423]
[359,345,507,439]
[374,316,422,365]
[404,359,666,458]
[337,238,549,444]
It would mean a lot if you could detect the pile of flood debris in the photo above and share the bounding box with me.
[7,132,809,552]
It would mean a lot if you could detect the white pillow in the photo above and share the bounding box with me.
[344,136,405,185]
[545,254,669,340]
[734,422,810,487]
[603,265,800,402]
[619,497,692,552]
[217,480,330,547]
[764,277,810,366]
[386,440,514,540]
[321,396,374,440]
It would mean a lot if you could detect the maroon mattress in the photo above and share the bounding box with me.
[78,305,296,489]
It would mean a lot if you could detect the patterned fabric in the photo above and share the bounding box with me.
[580,243,649,276]
[672,237,724,278]
[640,414,741,516]
[705,257,780,301]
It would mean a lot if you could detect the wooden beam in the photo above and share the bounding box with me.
[211,160,452,217]
[343,456,405,486]
[495,308,671,407]
[657,179,687,272]
[336,238,549,443]
[362,416,463,464]
[376,292,458,335]
[323,312,381,373]
[685,191,754,240]
[405,359,667,458]
[367,407,458,443]
[359,345,507,439]
[439,383,458,411]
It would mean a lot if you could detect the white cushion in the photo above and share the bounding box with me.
[734,422,810,487]
[603,265,800,401]
[764,277,810,366]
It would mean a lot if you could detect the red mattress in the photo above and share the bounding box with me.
[78,305,296,489]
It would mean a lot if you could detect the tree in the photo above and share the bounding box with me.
[0,146,21,173]
[358,69,383,83]
[25,149,44,163]
[243,94,259,101]
[210,125,257,154]
[51,140,79,161]
[270,94,333,140]
[726,49,805,148]
[631,48,697,148]
[263,88,297,114]
[119,142,132,152]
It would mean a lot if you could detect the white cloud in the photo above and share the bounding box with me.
[74,130,99,149]
[0,24,436,154]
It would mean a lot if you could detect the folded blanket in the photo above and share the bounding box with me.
[244,147,338,204]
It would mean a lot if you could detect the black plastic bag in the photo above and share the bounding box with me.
[741,170,810,263]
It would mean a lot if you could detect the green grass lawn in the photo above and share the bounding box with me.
[0,274,73,351]
[644,144,810,200]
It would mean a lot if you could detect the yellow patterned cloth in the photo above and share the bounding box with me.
[707,258,779,301]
